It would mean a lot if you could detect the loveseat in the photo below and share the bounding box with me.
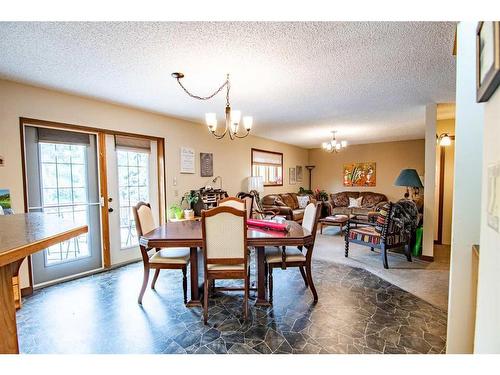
[261,193,317,222]
[328,191,388,221]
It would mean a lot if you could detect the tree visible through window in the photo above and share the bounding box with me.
[117,150,149,248]
[251,148,283,186]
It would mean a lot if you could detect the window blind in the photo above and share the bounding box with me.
[114,135,151,151]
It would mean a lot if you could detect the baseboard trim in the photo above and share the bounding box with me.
[419,255,434,262]
[21,286,33,297]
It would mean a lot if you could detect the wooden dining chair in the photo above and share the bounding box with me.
[218,196,246,211]
[201,205,249,324]
[133,202,190,305]
[265,202,322,304]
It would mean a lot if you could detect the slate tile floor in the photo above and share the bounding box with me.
[17,258,447,354]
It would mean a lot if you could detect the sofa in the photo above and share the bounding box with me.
[261,193,317,222]
[328,191,388,221]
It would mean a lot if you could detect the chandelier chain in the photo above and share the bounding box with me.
[175,74,230,106]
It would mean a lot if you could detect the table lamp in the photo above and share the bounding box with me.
[394,169,424,199]
[248,176,264,193]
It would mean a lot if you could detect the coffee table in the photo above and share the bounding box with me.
[319,214,353,235]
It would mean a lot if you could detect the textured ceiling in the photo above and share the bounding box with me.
[0,22,456,148]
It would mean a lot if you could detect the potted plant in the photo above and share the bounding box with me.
[181,191,199,220]
[314,188,329,201]
[298,187,313,195]
[169,203,183,220]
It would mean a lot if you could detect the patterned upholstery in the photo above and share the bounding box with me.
[331,192,349,207]
[374,202,391,233]
[204,210,246,270]
[137,204,156,234]
[301,203,317,233]
[219,199,245,211]
[348,226,408,246]
[280,194,297,210]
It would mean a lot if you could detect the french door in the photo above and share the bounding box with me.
[105,134,159,265]
[24,126,103,285]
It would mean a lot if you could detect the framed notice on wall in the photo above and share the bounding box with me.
[200,152,213,177]
[180,147,195,174]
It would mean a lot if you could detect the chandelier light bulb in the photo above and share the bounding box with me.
[205,113,217,131]
[439,133,451,146]
[243,116,253,130]
[341,140,348,148]
[231,110,241,125]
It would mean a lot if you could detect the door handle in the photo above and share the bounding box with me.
[108,207,114,213]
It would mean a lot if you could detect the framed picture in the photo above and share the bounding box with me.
[180,147,195,174]
[289,167,296,185]
[296,165,303,182]
[477,21,500,102]
[200,152,213,177]
[343,162,376,187]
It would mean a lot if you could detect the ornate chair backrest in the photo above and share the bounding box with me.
[236,192,255,219]
[132,201,156,262]
[201,206,248,268]
[133,201,156,238]
[218,196,246,211]
[374,202,395,239]
[302,202,322,247]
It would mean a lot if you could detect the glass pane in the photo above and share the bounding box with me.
[40,143,57,163]
[57,164,72,188]
[70,145,85,164]
[71,164,86,187]
[42,188,59,206]
[56,144,71,163]
[116,150,150,249]
[41,164,57,188]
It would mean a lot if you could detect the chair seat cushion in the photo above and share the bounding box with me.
[150,248,190,264]
[265,247,306,263]
[207,263,246,271]
[349,226,408,246]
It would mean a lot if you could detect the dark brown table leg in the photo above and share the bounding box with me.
[255,246,271,306]
[0,263,19,354]
[186,247,202,307]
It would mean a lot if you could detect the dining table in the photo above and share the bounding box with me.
[140,219,313,307]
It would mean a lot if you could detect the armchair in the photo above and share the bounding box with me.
[344,202,413,269]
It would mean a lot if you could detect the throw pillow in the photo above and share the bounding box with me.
[332,192,349,207]
[348,197,363,208]
[297,195,310,209]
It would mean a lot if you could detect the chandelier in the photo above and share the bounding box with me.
[322,131,347,153]
[172,72,253,140]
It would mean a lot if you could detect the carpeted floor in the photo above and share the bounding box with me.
[314,226,450,310]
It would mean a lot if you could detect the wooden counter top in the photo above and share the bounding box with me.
[0,213,88,267]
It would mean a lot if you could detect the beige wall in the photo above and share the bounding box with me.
[447,22,484,353]
[474,78,500,353]
[0,79,308,288]
[309,139,425,202]
[0,79,309,213]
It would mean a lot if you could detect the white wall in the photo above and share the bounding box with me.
[474,80,500,353]
[446,21,484,353]
[423,104,437,257]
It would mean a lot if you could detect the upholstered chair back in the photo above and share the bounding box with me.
[134,202,156,236]
[202,206,247,263]
[218,197,245,211]
[302,203,317,232]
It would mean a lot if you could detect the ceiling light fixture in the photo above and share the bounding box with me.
[322,131,347,153]
[437,133,452,146]
[172,72,252,140]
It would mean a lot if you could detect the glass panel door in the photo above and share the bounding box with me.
[24,126,102,285]
[106,134,159,265]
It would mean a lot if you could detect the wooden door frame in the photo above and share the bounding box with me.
[19,117,167,292]
[435,135,455,245]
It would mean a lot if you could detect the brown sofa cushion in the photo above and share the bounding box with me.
[280,193,298,210]
[292,209,304,221]
[331,192,349,207]
[360,192,388,208]
[261,194,281,206]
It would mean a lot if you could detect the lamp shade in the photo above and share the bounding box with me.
[248,176,264,193]
[394,169,424,188]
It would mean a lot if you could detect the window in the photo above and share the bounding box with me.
[251,148,283,186]
[39,142,90,265]
[117,150,150,249]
